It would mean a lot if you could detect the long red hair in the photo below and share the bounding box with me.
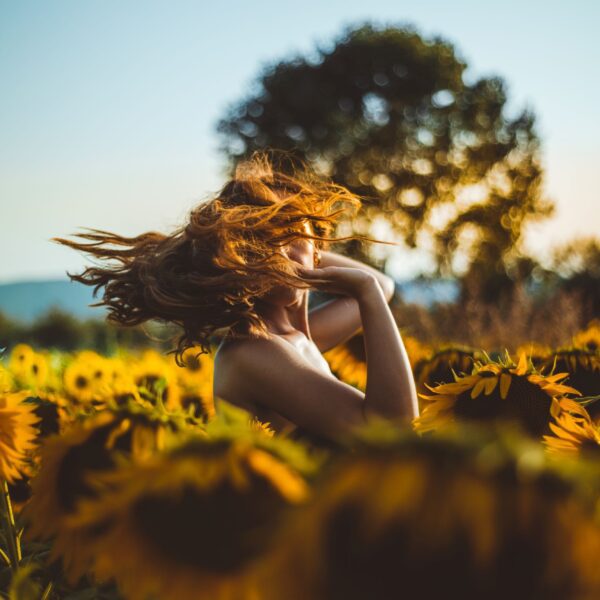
[53,152,385,365]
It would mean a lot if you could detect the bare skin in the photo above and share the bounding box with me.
[213,228,419,441]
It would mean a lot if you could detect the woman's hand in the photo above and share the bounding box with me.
[296,265,377,298]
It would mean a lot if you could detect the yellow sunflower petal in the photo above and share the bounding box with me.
[470,378,487,399]
[425,377,478,395]
[515,353,528,376]
[544,372,570,384]
[483,377,498,396]
[499,373,512,400]
[560,398,591,418]
[542,382,582,397]
[548,422,581,444]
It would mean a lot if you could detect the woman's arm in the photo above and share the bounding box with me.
[231,270,418,441]
[356,275,418,420]
[308,250,395,352]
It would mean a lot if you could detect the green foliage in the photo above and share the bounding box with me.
[217,21,553,297]
[8,564,43,600]
[0,308,179,355]
[28,309,81,352]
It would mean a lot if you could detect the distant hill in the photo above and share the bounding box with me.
[0,280,108,322]
[0,277,459,323]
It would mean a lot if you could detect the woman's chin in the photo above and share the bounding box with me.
[280,292,302,307]
[266,288,304,307]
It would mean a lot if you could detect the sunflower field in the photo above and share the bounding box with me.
[0,320,599,599]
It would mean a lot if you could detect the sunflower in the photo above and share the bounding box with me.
[28,351,49,389]
[262,425,600,600]
[0,391,41,484]
[64,433,312,600]
[573,320,600,353]
[84,352,113,386]
[539,348,600,401]
[323,333,428,392]
[63,352,112,406]
[74,352,143,409]
[543,397,600,457]
[249,417,276,438]
[7,394,70,512]
[414,353,581,437]
[324,334,367,391]
[207,399,320,468]
[68,351,158,411]
[514,342,553,369]
[7,344,49,390]
[8,344,35,380]
[0,362,15,393]
[21,400,191,582]
[26,393,73,439]
[130,349,182,410]
[402,335,431,370]
[173,347,215,421]
[413,345,482,395]
[178,390,216,422]
[103,353,136,388]
[174,346,214,386]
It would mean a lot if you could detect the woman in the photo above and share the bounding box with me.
[53,153,418,441]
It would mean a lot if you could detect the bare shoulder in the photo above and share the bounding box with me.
[216,333,366,440]
[214,335,307,393]
[213,335,284,400]
[214,334,282,369]
[213,334,312,428]
[216,333,315,373]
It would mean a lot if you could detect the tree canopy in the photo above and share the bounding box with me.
[216,22,553,298]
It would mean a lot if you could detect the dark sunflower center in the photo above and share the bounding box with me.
[550,357,597,397]
[421,352,474,389]
[454,374,553,437]
[31,400,60,437]
[181,395,209,420]
[319,467,587,600]
[580,438,600,456]
[56,424,118,513]
[585,398,600,422]
[132,474,287,572]
[185,357,202,372]
[8,476,32,504]
[322,494,487,600]
[114,393,135,407]
[569,369,599,398]
[75,375,89,389]
[136,375,172,404]
[137,375,160,387]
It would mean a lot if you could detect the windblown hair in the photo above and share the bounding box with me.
[53,152,386,365]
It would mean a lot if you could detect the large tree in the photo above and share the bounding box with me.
[216,22,553,300]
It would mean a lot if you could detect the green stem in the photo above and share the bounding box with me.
[0,548,9,567]
[40,582,53,600]
[0,480,21,571]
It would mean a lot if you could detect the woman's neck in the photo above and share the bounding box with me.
[257,292,311,339]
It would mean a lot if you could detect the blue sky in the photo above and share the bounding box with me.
[1,0,598,282]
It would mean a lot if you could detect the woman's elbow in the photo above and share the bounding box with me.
[380,275,396,302]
